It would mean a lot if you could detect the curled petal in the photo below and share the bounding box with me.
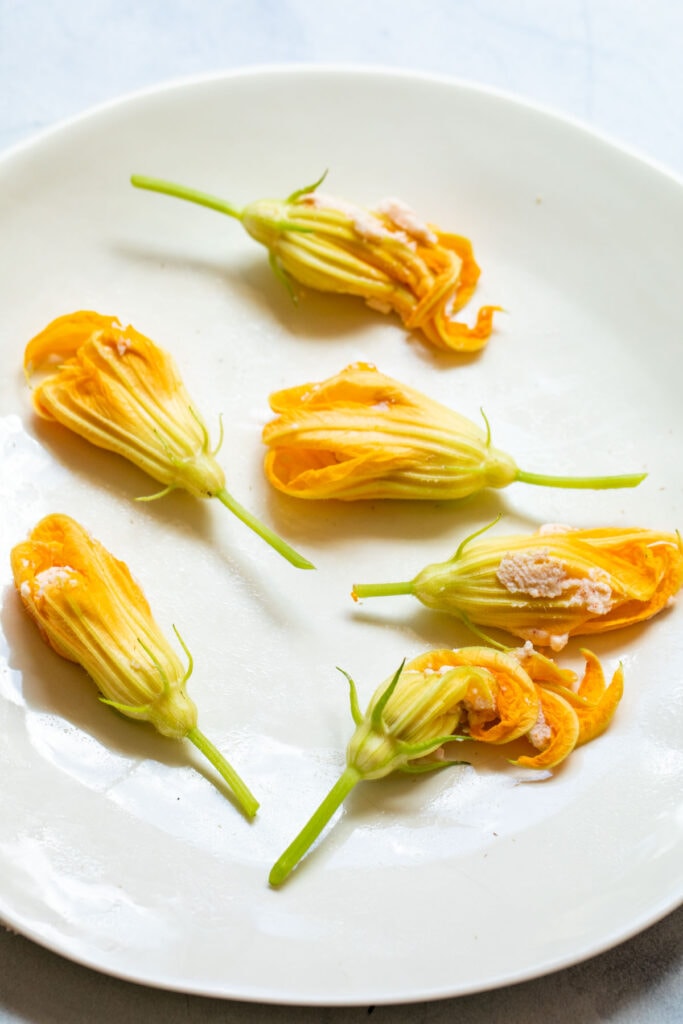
[409,646,540,745]
[447,647,540,744]
[511,642,578,688]
[24,310,121,373]
[513,687,581,769]
[577,646,611,703]
[431,233,482,312]
[539,649,624,747]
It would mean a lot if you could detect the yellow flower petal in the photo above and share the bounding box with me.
[24,310,121,372]
[513,687,581,769]
[537,649,624,747]
[410,646,540,744]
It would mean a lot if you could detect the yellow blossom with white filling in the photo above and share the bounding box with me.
[269,644,621,885]
[352,523,683,650]
[11,513,259,817]
[130,172,500,353]
[24,311,312,569]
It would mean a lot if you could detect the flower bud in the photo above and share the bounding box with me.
[25,311,225,499]
[345,660,481,779]
[263,364,645,501]
[11,514,259,817]
[24,312,313,568]
[263,362,516,500]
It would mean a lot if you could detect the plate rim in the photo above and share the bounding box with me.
[2,61,682,188]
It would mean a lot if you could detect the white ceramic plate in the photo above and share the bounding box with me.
[0,67,681,1006]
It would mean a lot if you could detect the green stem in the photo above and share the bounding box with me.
[269,766,361,886]
[130,175,243,220]
[352,580,414,599]
[215,487,314,570]
[186,726,259,819]
[515,468,646,490]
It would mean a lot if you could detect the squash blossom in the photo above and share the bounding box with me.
[130,172,500,353]
[262,363,645,500]
[352,523,683,650]
[10,514,259,818]
[269,645,621,885]
[24,311,312,569]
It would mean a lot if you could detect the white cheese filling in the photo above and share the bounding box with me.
[496,548,613,614]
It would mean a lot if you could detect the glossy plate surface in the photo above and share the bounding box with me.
[0,67,681,1005]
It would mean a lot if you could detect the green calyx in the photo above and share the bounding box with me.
[129,171,332,303]
[132,401,314,568]
[478,408,646,493]
[269,662,469,886]
[346,663,472,779]
[344,662,461,779]
[102,627,259,819]
[353,521,497,632]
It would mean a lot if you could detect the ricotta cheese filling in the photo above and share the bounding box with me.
[22,565,79,600]
[527,706,552,750]
[524,629,570,652]
[496,548,613,614]
[305,193,394,242]
[375,197,438,244]
[305,193,434,247]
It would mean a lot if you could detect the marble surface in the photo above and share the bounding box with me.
[0,1,681,1021]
